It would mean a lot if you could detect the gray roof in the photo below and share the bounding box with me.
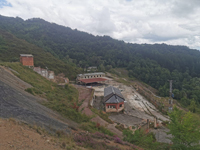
[20,54,33,57]
[104,86,123,98]
[88,66,97,69]
[104,86,125,103]
[78,72,105,77]
[105,95,125,103]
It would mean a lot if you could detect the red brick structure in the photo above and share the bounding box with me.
[105,102,124,113]
[20,54,34,67]
[104,86,125,112]
[76,72,107,85]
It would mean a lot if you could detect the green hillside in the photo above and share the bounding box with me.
[0,15,200,108]
[0,29,81,79]
[0,62,89,122]
[0,62,116,138]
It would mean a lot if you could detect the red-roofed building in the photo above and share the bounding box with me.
[76,72,107,85]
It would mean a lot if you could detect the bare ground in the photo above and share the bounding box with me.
[0,118,78,150]
[109,114,144,127]
[90,76,172,143]
[92,79,169,124]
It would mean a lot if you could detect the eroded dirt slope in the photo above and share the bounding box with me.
[0,118,66,150]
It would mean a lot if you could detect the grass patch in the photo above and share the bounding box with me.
[115,124,126,132]
[91,108,113,124]
[44,101,91,123]
[79,122,114,136]
[25,87,43,95]
[74,133,120,150]
[115,78,131,86]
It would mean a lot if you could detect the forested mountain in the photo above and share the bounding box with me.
[0,15,200,107]
[0,27,81,79]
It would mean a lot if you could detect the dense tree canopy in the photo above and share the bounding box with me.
[0,29,81,79]
[167,107,200,150]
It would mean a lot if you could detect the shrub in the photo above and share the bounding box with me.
[91,108,113,124]
[98,126,114,136]
[114,136,123,144]
[72,103,79,111]
[25,88,34,95]
[123,129,159,149]
[61,142,66,148]
[115,124,125,131]
[45,102,91,123]
[56,130,65,137]
[65,84,69,89]
[92,132,113,140]
[96,122,100,129]
[79,122,96,133]
[79,122,114,136]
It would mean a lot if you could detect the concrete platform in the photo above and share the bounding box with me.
[109,114,144,126]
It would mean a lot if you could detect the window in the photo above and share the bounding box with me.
[97,75,98,77]
[100,75,101,77]
[120,104,122,107]
[91,76,92,78]
[85,76,86,78]
[108,105,116,108]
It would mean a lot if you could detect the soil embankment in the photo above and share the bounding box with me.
[0,66,71,133]
[0,118,68,150]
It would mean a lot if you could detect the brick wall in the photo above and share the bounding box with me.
[105,102,124,112]
[20,56,34,66]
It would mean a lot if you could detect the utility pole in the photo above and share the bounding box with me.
[168,80,173,112]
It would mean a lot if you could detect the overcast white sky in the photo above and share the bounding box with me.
[0,0,200,50]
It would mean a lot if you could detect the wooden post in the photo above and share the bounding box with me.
[154,117,157,129]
